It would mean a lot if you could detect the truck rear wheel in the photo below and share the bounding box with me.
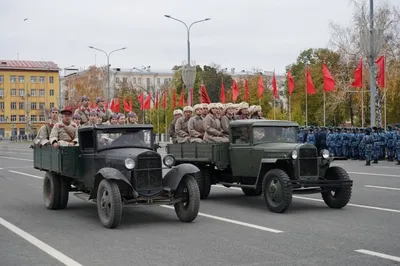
[59,176,70,209]
[96,179,122,229]
[321,166,352,209]
[43,172,61,210]
[174,175,200,222]
[262,169,292,213]
[196,167,211,199]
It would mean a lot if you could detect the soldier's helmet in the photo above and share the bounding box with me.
[173,109,183,116]
[96,97,105,104]
[127,112,137,118]
[81,96,89,102]
[183,106,193,112]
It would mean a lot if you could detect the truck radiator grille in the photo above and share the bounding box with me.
[299,148,318,176]
[135,154,162,190]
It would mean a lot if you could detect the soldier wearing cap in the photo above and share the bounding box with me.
[235,102,249,120]
[250,105,263,119]
[83,110,99,126]
[203,103,228,143]
[201,103,209,118]
[221,103,235,136]
[49,108,79,147]
[117,113,126,125]
[175,106,192,143]
[72,113,82,127]
[108,113,119,125]
[95,97,112,123]
[36,107,60,141]
[126,112,138,124]
[188,104,205,143]
[74,96,90,125]
[168,109,183,143]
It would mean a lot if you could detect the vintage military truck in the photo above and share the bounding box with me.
[166,119,353,213]
[33,124,201,228]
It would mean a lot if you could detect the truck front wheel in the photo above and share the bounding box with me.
[321,166,352,209]
[262,169,292,213]
[96,179,123,229]
[174,175,200,222]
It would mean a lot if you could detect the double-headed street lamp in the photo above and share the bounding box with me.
[88,46,127,103]
[164,15,210,106]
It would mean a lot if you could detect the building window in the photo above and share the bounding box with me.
[138,78,142,85]
[30,76,37,83]
[18,76,25,83]
[49,89,54,96]
[39,89,45,97]
[10,76,17,83]
[0,115,5,122]
[31,89,36,96]
[30,115,37,122]
[0,89,3,97]
[164,78,169,85]
[0,75,4,83]
[0,102,4,109]
[146,78,151,88]
[39,115,45,122]
[10,115,17,122]
[11,102,17,109]
[157,78,161,85]
[18,102,24,109]
[115,77,121,83]
[49,76,54,84]
[31,102,37,110]
[19,89,25,97]
[50,102,54,108]
[39,102,45,109]
[132,78,137,84]
[19,115,25,122]
[39,76,45,83]
[123,77,127,83]
[10,89,17,96]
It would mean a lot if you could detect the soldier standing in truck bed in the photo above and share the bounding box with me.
[49,108,79,147]
[235,102,249,120]
[35,107,60,142]
[83,111,99,127]
[74,96,90,125]
[188,104,205,143]
[94,97,112,123]
[168,109,183,143]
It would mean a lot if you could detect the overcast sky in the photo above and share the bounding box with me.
[1,0,398,74]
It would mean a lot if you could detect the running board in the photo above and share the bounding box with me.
[73,192,95,203]
[219,182,255,189]
[292,188,322,194]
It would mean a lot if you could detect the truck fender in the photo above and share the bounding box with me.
[254,159,279,188]
[89,167,136,199]
[163,163,200,190]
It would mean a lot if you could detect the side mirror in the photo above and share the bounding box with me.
[154,143,161,149]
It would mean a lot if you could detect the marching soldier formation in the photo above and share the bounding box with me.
[32,95,400,166]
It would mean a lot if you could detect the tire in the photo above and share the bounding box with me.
[174,175,200,222]
[241,187,262,196]
[43,172,61,210]
[195,167,211,199]
[262,169,292,213]
[96,179,123,229]
[321,166,352,209]
[59,176,70,209]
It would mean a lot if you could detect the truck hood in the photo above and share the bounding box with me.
[97,147,158,160]
[253,142,302,152]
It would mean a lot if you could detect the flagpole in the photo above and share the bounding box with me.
[289,95,291,121]
[361,87,364,128]
[305,67,308,127]
[157,106,160,139]
[273,96,276,120]
[323,91,326,127]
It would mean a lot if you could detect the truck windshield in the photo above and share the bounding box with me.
[253,126,297,144]
[97,129,152,150]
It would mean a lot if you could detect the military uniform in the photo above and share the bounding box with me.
[188,105,205,143]
[363,128,374,165]
[49,108,79,147]
[234,102,249,120]
[385,126,395,161]
[394,125,400,164]
[175,106,193,143]
[74,106,90,125]
[203,103,228,143]
[306,129,316,145]
[372,127,380,163]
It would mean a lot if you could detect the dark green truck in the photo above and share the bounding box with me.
[166,119,353,213]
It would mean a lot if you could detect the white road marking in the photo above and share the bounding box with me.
[355,249,400,262]
[161,205,283,233]
[0,156,33,161]
[8,170,43,179]
[365,185,400,191]
[213,185,400,213]
[0,148,31,152]
[0,216,83,266]
[373,165,400,170]
[1,166,32,169]
[1,151,32,155]
[347,171,400,178]
[331,163,344,166]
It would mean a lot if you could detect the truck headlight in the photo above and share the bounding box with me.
[163,154,175,167]
[321,149,330,159]
[291,150,298,159]
[124,158,135,169]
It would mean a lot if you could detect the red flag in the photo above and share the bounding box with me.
[114,98,120,113]
[138,93,144,110]
[172,89,176,109]
[220,80,226,103]
[287,71,295,95]
[306,68,316,95]
[104,101,108,109]
[272,72,278,98]
[162,90,167,110]
[376,55,385,88]
[179,89,184,107]
[155,92,159,110]
[244,79,249,101]
[232,80,239,102]
[322,63,335,92]
[143,94,151,110]
[123,98,131,112]
[257,75,264,99]
[200,84,211,104]
[129,98,132,111]
[109,98,115,112]
[351,58,363,88]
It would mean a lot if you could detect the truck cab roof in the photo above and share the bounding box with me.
[230,119,299,128]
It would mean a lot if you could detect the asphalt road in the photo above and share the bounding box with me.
[0,141,399,266]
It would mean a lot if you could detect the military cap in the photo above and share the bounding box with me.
[193,104,202,111]
[60,108,73,115]
[183,106,193,112]
[238,102,249,110]
[366,128,372,133]
[201,103,209,109]
[117,113,125,118]
[173,109,183,116]
[89,110,98,116]
[127,112,137,117]
[208,103,217,110]
[111,113,119,119]
[72,114,81,119]
[215,103,224,109]
[96,97,105,104]
[81,96,89,102]
[51,107,59,112]
[224,103,234,111]
[372,126,377,130]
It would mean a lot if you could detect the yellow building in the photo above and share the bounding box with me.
[0,60,60,138]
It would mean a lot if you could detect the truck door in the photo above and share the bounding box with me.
[229,126,254,177]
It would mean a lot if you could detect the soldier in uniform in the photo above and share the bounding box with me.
[109,113,119,125]
[221,103,235,136]
[49,108,79,147]
[250,105,263,119]
[363,127,374,166]
[385,125,395,161]
[187,104,205,143]
[358,128,366,160]
[201,104,209,118]
[35,107,60,142]
[72,114,82,126]
[117,113,126,125]
[341,128,350,159]
[335,127,343,157]
[203,103,228,143]
[83,111,99,126]
[175,106,192,143]
[168,109,183,143]
[126,112,138,124]
[306,127,316,145]
[394,124,400,165]
[350,128,359,160]
[74,96,91,125]
[95,97,112,123]
[371,126,380,164]
[235,102,249,120]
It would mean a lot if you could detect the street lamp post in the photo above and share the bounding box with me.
[164,15,210,106]
[88,46,127,103]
